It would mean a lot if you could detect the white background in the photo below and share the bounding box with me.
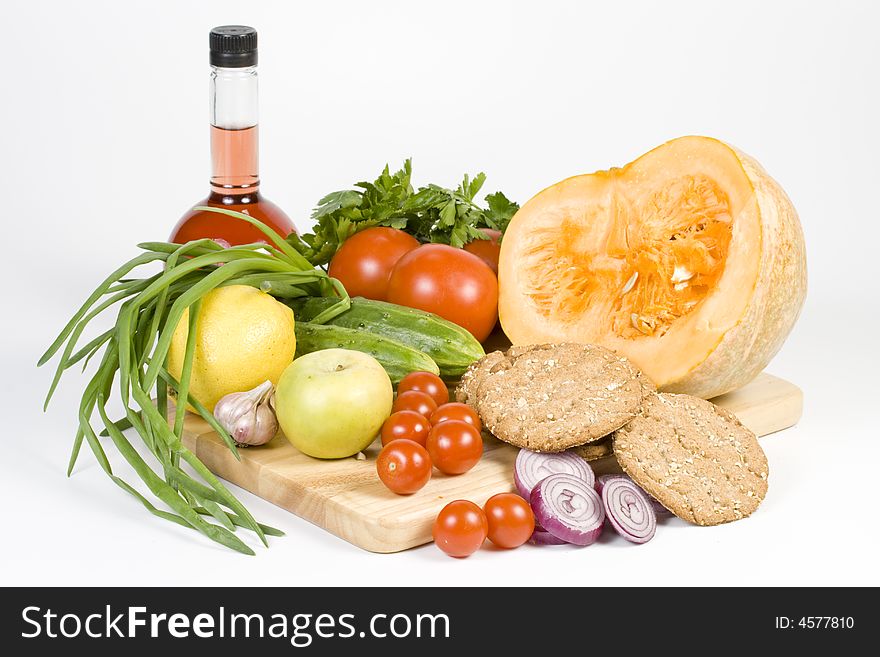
[2,0,879,586]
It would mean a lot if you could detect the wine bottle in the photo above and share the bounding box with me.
[170,25,294,245]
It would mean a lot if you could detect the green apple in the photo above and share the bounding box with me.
[275,348,393,459]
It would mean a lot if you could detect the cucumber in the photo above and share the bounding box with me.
[294,321,439,384]
[288,297,485,379]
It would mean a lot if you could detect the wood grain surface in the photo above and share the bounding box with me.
[181,372,802,553]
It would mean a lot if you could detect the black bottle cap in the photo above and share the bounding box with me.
[209,25,257,68]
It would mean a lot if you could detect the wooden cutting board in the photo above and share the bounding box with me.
[181,372,802,553]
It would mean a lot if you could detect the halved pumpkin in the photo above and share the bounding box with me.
[498,136,806,399]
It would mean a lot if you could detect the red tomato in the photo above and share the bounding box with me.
[433,500,488,558]
[328,227,419,301]
[380,410,431,447]
[392,390,438,419]
[430,402,482,433]
[426,420,483,475]
[463,228,502,274]
[386,244,498,343]
[376,439,432,495]
[483,493,535,549]
[397,371,449,407]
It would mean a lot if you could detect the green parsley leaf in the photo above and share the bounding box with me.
[482,191,520,234]
[287,160,518,265]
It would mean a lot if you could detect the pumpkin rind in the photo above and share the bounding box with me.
[664,148,807,397]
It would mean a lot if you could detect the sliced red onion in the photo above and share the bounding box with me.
[528,528,568,546]
[596,473,671,517]
[595,473,627,495]
[530,474,605,546]
[515,449,595,498]
[601,477,656,544]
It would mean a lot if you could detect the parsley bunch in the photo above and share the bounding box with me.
[288,159,519,266]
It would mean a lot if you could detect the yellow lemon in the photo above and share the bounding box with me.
[168,285,295,412]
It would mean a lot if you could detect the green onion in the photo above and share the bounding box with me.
[40,209,349,553]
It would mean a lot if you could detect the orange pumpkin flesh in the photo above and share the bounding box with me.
[498,136,806,398]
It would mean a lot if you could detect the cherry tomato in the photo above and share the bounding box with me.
[426,420,483,475]
[376,439,432,495]
[392,390,438,419]
[430,402,482,433]
[483,493,535,549]
[380,410,431,447]
[328,227,419,301]
[398,371,449,407]
[387,244,498,343]
[463,228,502,274]
[433,500,488,557]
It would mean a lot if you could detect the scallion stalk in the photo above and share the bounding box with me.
[40,209,348,553]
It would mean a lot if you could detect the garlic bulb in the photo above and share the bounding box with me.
[213,380,278,446]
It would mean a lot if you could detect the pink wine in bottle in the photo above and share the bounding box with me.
[170,25,294,245]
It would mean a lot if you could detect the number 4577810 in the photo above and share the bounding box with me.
[775,617,855,629]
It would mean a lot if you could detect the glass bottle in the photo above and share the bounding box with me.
[170,25,295,245]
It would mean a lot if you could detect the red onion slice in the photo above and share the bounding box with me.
[530,474,605,546]
[596,473,671,516]
[595,473,627,495]
[601,477,656,544]
[528,528,568,546]
[515,449,595,498]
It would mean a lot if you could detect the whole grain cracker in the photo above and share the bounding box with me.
[454,351,505,404]
[474,343,654,452]
[569,436,613,461]
[612,392,769,526]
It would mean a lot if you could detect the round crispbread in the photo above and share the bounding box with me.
[612,392,769,526]
[569,436,613,461]
[473,343,654,452]
[454,350,505,405]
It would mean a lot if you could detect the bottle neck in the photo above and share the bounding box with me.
[210,65,259,194]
